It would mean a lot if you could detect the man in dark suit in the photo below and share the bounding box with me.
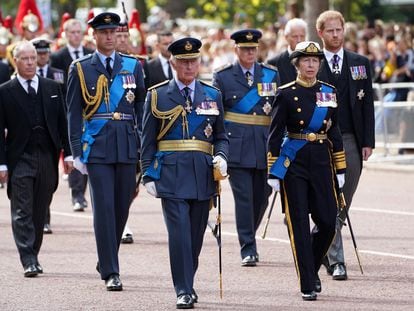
[50,18,94,212]
[212,29,280,267]
[0,41,73,277]
[0,62,9,84]
[147,30,174,87]
[141,37,228,309]
[66,12,145,291]
[267,18,307,85]
[31,37,66,234]
[316,10,375,281]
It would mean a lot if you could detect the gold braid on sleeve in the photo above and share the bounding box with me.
[150,89,189,141]
[76,62,109,120]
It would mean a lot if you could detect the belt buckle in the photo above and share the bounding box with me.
[306,132,317,142]
[112,112,121,120]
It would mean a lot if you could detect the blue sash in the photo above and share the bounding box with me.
[230,67,276,114]
[81,56,136,162]
[269,84,333,179]
[144,84,218,180]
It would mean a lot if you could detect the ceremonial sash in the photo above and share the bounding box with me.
[144,84,218,180]
[230,67,276,114]
[269,84,332,179]
[81,57,136,162]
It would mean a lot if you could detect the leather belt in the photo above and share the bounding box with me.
[90,112,134,121]
[224,111,271,126]
[287,132,327,142]
[158,140,213,155]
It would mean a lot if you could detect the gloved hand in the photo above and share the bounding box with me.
[336,173,345,188]
[145,181,157,197]
[74,157,88,175]
[267,178,280,192]
[212,155,228,177]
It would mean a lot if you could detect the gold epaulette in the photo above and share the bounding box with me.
[261,62,278,71]
[318,80,336,90]
[267,152,278,174]
[333,150,346,170]
[214,63,232,73]
[279,81,296,90]
[148,79,169,91]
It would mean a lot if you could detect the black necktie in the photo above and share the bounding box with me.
[332,54,340,75]
[74,50,80,59]
[27,79,36,97]
[39,68,44,77]
[183,87,192,112]
[167,61,173,79]
[105,57,112,76]
[245,71,253,87]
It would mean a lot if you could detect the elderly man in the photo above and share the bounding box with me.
[141,37,228,309]
[0,41,72,277]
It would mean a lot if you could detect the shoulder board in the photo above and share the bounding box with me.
[318,80,336,90]
[279,81,296,90]
[133,54,148,61]
[261,63,278,71]
[200,80,220,92]
[148,80,169,91]
[119,53,138,60]
[76,54,93,63]
[214,63,232,73]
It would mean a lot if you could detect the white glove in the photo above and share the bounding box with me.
[267,178,280,192]
[74,157,88,175]
[212,155,228,177]
[336,173,345,188]
[145,181,157,197]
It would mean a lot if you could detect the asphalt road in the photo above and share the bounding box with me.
[1,164,413,310]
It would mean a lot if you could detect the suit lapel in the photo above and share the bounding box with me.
[233,62,250,89]
[344,50,356,108]
[8,79,32,122]
[91,53,107,77]
[167,80,185,106]
[254,63,262,85]
[112,53,122,77]
[193,81,205,109]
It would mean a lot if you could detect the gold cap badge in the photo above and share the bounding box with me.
[184,41,192,51]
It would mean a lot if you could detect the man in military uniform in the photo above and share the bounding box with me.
[141,37,228,309]
[31,37,65,234]
[317,10,375,281]
[212,29,280,266]
[66,12,146,291]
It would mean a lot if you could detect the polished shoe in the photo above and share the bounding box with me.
[24,264,39,277]
[176,294,194,309]
[81,200,88,209]
[43,224,53,234]
[322,256,333,275]
[105,274,123,291]
[241,255,257,267]
[73,202,84,212]
[301,291,317,301]
[121,233,134,244]
[255,253,260,262]
[191,289,198,303]
[315,276,322,293]
[96,262,100,273]
[332,263,347,280]
[35,263,43,274]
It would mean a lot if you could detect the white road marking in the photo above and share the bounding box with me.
[359,250,414,260]
[352,207,414,216]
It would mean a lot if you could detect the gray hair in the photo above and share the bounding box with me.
[13,40,36,58]
[284,18,307,36]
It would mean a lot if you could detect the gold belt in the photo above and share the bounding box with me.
[158,140,213,155]
[287,132,328,142]
[224,111,271,126]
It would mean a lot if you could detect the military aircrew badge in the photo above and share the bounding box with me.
[316,92,337,107]
[195,100,219,115]
[204,123,213,138]
[350,65,368,80]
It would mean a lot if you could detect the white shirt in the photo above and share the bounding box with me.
[37,65,48,78]
[17,74,39,94]
[67,44,84,60]
[324,48,344,73]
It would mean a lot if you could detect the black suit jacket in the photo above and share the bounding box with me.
[318,50,375,153]
[147,57,169,87]
[267,51,297,86]
[50,46,94,81]
[0,62,10,85]
[0,77,71,195]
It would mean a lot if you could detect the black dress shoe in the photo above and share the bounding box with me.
[105,274,123,291]
[302,291,317,301]
[36,263,43,274]
[322,256,333,275]
[96,262,100,273]
[121,233,134,244]
[43,224,53,234]
[332,263,347,280]
[255,253,260,262]
[191,289,198,303]
[24,264,39,277]
[176,294,194,309]
[241,255,257,267]
[315,276,321,293]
